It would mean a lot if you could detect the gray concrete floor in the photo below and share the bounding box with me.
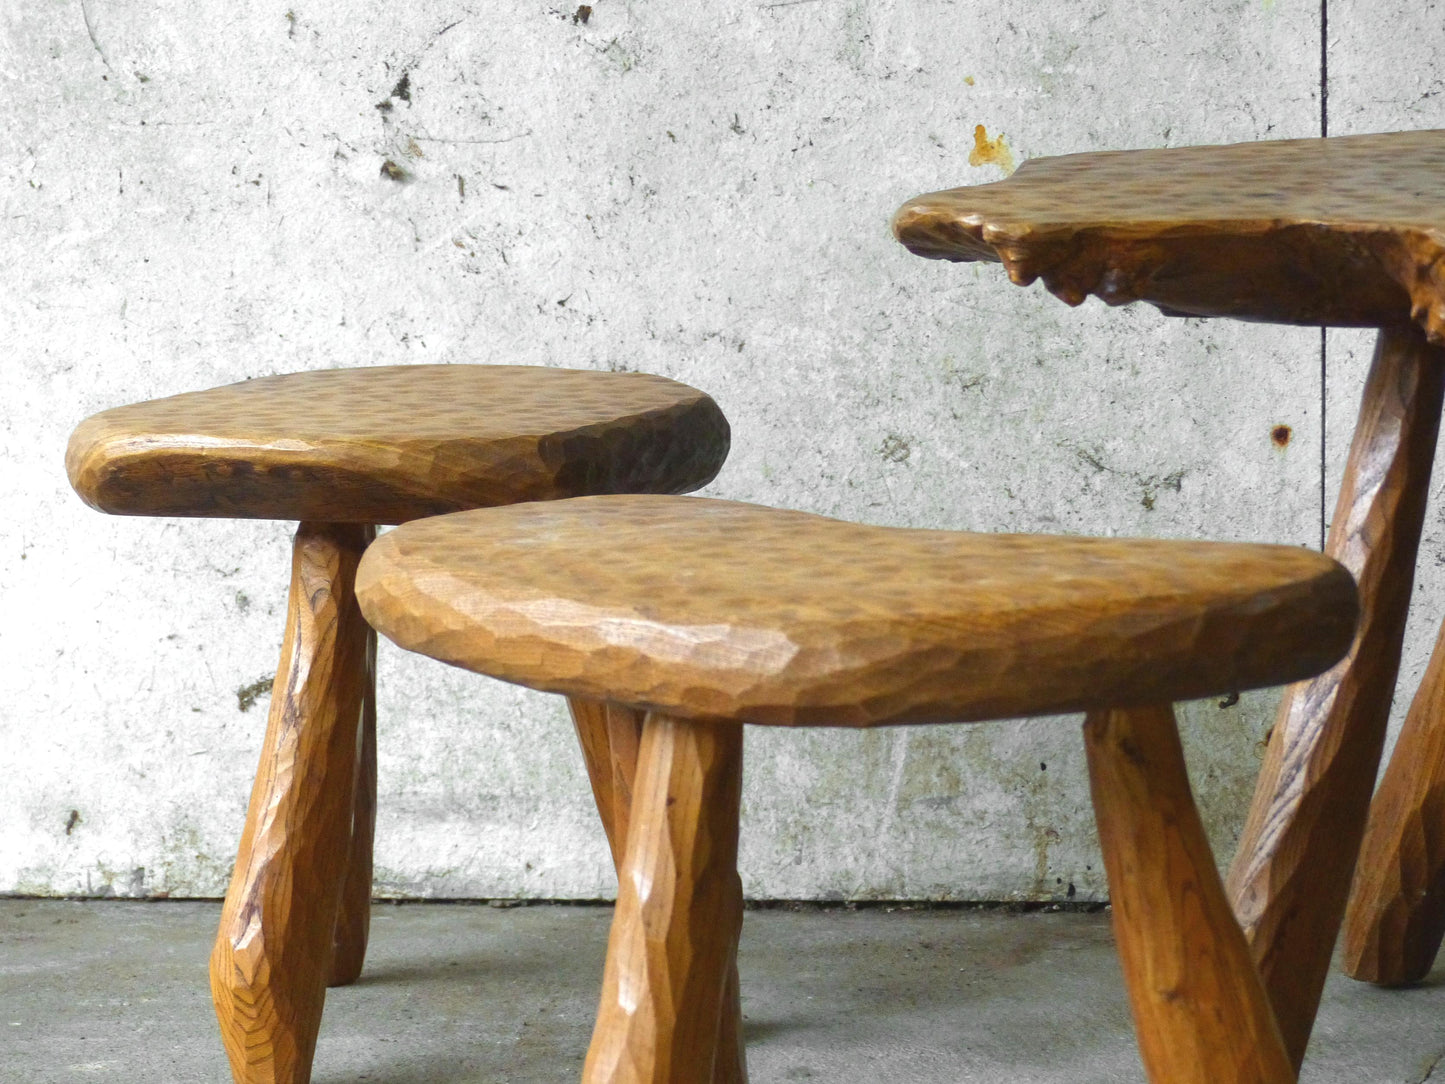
[2,900,1444,1082]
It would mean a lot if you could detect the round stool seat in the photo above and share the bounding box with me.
[66,365,729,524]
[355,495,1358,727]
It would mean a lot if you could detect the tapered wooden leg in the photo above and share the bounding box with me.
[570,699,749,1084]
[1343,613,1445,984]
[571,701,747,1083]
[210,522,373,1084]
[570,698,646,870]
[1085,705,1294,1084]
[329,624,377,987]
[1226,324,1445,1066]
[583,713,744,1084]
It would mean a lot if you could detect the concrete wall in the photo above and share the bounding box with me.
[3,0,1442,901]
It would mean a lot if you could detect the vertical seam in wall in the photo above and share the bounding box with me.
[1320,0,1329,551]
[1321,327,1327,550]
[1320,0,1329,139]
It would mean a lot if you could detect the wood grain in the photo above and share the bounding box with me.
[1084,705,1294,1084]
[356,495,1357,728]
[1227,324,1445,1065]
[66,365,730,524]
[210,522,372,1084]
[1343,612,1445,984]
[892,129,1445,342]
[583,713,745,1084]
[328,625,377,988]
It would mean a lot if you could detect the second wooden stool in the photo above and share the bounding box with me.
[356,494,1357,1083]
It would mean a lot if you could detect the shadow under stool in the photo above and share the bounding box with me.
[355,493,1358,1084]
[65,364,730,1084]
[894,127,1445,1065]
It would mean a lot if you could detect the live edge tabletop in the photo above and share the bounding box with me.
[892,128,1445,1072]
[893,128,1445,341]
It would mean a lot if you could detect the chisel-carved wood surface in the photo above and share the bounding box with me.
[1085,705,1294,1084]
[893,129,1445,341]
[581,713,745,1084]
[356,495,1357,728]
[210,522,372,1084]
[360,495,1359,1084]
[894,130,1445,1064]
[570,697,748,1083]
[327,627,377,989]
[66,365,730,524]
[1228,326,1445,1063]
[66,363,733,1083]
[1343,615,1445,985]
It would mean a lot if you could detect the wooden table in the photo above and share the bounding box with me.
[893,128,1445,1071]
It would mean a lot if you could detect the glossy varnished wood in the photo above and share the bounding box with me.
[571,698,748,1083]
[1227,325,1445,1064]
[893,129,1445,341]
[1084,705,1294,1084]
[583,713,745,1084]
[328,627,377,988]
[66,365,730,524]
[210,522,373,1084]
[356,496,1357,728]
[1344,615,1445,984]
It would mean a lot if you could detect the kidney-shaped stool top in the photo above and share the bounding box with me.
[66,364,731,525]
[355,493,1358,1084]
[355,494,1358,728]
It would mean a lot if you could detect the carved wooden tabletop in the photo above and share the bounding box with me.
[893,129,1445,341]
[357,494,1356,728]
[66,365,729,524]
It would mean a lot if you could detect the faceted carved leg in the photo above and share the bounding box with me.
[570,698,646,871]
[1227,325,1445,1066]
[571,698,748,1084]
[582,713,745,1084]
[329,624,378,987]
[1085,705,1294,1084]
[1344,614,1445,984]
[210,522,373,1084]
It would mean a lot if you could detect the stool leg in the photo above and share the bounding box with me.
[1085,705,1294,1084]
[1226,324,1445,1065]
[571,699,748,1084]
[210,522,372,1084]
[570,698,645,870]
[329,623,378,987]
[1343,614,1445,983]
[583,713,744,1084]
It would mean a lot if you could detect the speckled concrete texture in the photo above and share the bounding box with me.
[4,900,1445,1082]
[0,0,1375,900]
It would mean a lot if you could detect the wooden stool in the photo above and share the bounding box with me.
[355,494,1358,1084]
[65,365,730,1084]
[893,128,1445,1060]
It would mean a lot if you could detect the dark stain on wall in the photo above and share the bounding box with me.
[237,676,274,713]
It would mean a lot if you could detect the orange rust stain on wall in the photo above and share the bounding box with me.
[1271,424,1292,448]
[968,124,1015,174]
